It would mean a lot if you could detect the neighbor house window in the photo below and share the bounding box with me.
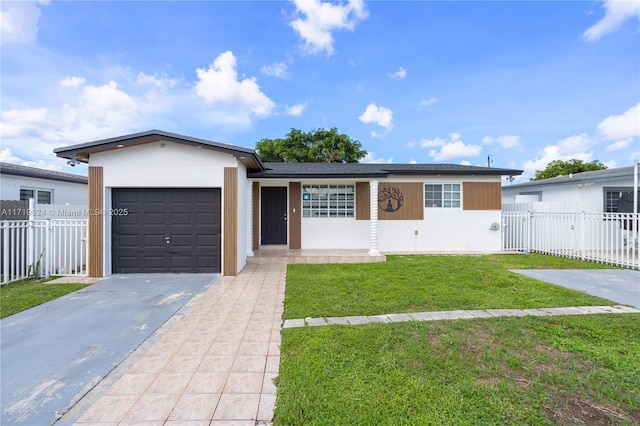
[302,185,354,218]
[604,188,633,212]
[425,184,460,208]
[20,188,52,204]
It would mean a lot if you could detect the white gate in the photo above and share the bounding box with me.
[502,210,639,270]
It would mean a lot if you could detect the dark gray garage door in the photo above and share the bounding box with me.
[112,188,221,273]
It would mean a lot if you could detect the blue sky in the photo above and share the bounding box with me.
[1,0,639,183]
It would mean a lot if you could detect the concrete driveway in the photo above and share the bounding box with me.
[511,269,640,308]
[1,273,218,426]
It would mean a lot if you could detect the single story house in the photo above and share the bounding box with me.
[54,130,522,277]
[502,165,639,213]
[0,162,88,205]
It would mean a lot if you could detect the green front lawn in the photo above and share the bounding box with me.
[277,314,640,425]
[277,254,637,424]
[0,278,90,319]
[284,254,616,319]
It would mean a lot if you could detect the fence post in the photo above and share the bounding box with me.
[526,210,533,253]
[45,219,51,278]
[27,199,35,275]
[580,211,585,261]
[2,222,7,284]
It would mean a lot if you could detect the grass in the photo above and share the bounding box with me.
[276,314,640,425]
[0,277,90,319]
[284,254,617,319]
[277,254,638,424]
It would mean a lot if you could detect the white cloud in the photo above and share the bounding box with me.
[359,152,393,163]
[0,107,51,138]
[287,103,308,116]
[359,102,393,132]
[136,72,177,91]
[419,97,438,107]
[0,147,63,171]
[388,67,406,80]
[261,62,291,79]
[597,102,640,141]
[583,0,640,41]
[606,140,632,151]
[522,133,596,175]
[422,133,482,161]
[195,51,275,118]
[409,157,417,164]
[406,141,415,148]
[460,160,471,166]
[0,0,48,45]
[482,134,520,148]
[60,76,86,88]
[290,0,369,56]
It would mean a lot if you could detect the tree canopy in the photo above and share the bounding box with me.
[532,159,608,181]
[255,128,367,163]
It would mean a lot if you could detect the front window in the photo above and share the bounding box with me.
[302,185,354,218]
[425,184,460,208]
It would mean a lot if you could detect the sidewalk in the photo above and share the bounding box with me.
[73,261,286,425]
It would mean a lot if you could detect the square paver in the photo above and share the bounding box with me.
[408,312,435,321]
[387,313,412,323]
[366,315,391,323]
[346,316,369,325]
[305,317,327,327]
[326,317,349,325]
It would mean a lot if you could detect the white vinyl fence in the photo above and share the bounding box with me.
[502,210,639,269]
[1,219,88,284]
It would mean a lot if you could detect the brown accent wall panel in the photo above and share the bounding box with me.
[378,182,424,220]
[355,182,370,220]
[88,166,104,277]
[252,182,260,250]
[223,168,238,276]
[288,182,301,249]
[463,182,502,210]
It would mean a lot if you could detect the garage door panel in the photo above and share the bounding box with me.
[118,235,140,247]
[170,213,192,225]
[143,234,165,248]
[112,188,221,273]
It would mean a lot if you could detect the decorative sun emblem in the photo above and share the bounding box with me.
[379,186,404,212]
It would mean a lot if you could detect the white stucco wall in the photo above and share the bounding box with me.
[0,174,87,205]
[378,210,502,253]
[91,140,245,275]
[259,175,504,253]
[301,218,370,249]
[377,176,503,253]
[91,141,238,187]
[502,175,635,212]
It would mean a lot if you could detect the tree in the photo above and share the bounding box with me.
[255,128,367,163]
[531,159,608,181]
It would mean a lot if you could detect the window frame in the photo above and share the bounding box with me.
[20,187,53,204]
[302,184,355,218]
[603,187,634,213]
[424,183,461,208]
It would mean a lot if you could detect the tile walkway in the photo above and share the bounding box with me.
[75,261,286,426]
[283,304,640,329]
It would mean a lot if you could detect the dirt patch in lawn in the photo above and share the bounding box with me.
[543,393,638,425]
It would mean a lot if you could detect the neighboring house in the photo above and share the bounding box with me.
[502,166,639,213]
[54,130,522,277]
[0,162,88,205]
